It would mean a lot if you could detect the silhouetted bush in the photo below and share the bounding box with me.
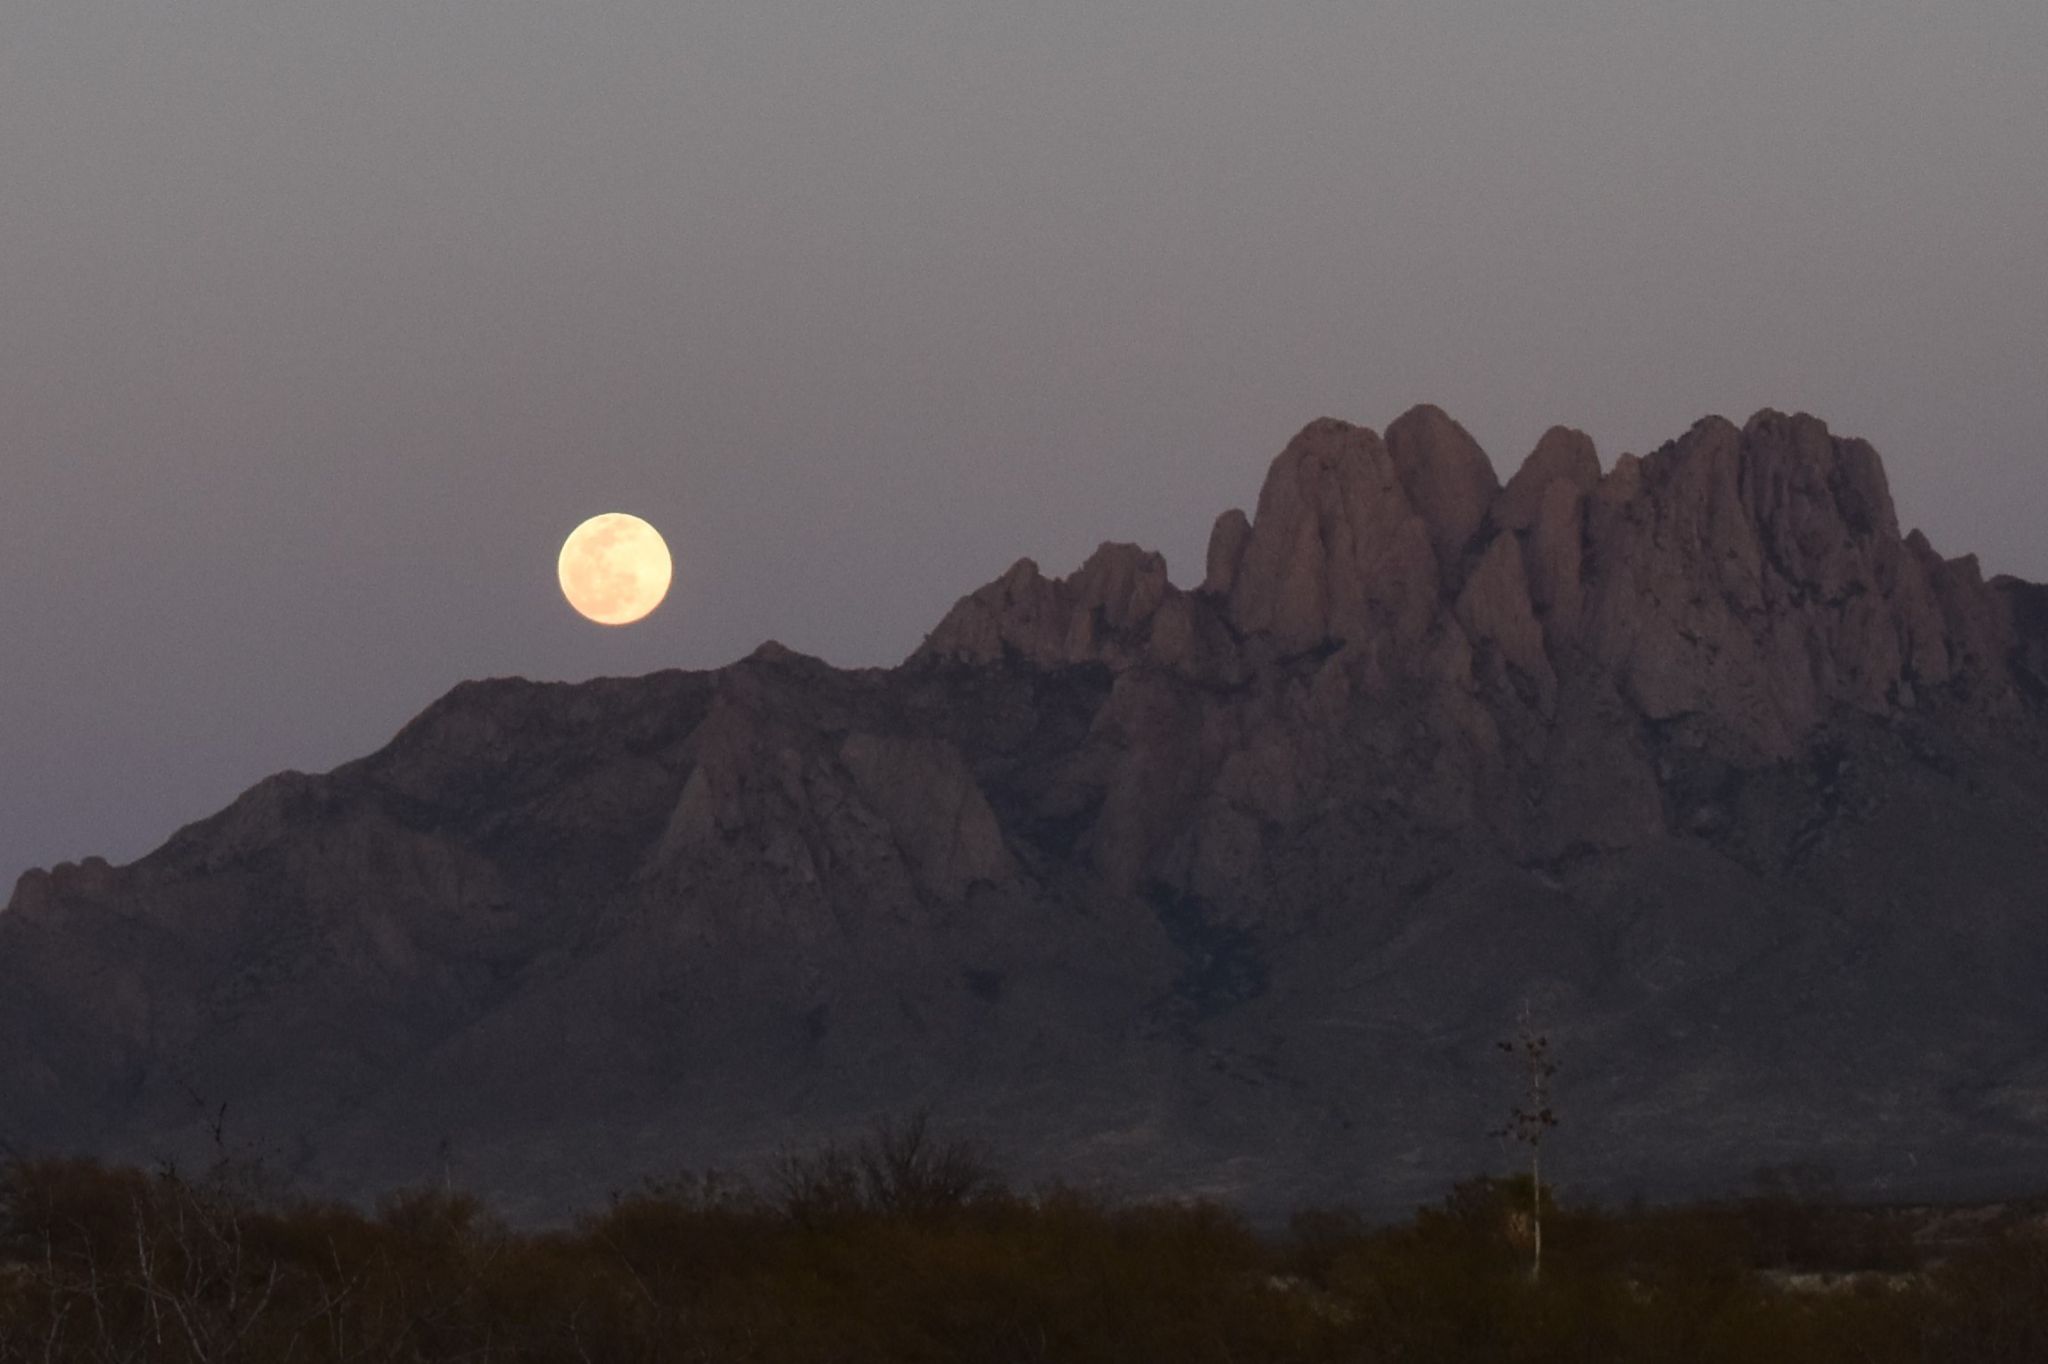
[773,1110,1005,1228]
[2,1137,2045,1362]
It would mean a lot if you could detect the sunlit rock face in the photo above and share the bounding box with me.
[6,408,2048,1224]
[1224,417,1444,654]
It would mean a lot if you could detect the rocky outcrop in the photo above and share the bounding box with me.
[1200,509,1252,596]
[1567,411,2020,758]
[1222,418,1443,655]
[4,405,2045,1222]
[1495,425,1600,533]
[916,543,1174,671]
[891,405,2038,886]
[1456,533,1555,714]
[1385,403,1502,581]
[1999,576,2048,705]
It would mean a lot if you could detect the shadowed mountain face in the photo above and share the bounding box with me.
[7,408,2048,1221]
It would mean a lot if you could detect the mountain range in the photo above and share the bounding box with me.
[7,405,2048,1221]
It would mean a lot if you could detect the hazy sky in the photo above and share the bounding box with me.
[3,0,2044,887]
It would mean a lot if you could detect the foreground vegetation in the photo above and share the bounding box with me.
[2,1124,2045,1362]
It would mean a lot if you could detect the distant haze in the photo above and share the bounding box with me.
[3,0,2044,885]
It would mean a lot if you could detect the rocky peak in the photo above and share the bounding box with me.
[1224,418,1441,653]
[911,404,2031,754]
[745,639,811,666]
[913,558,1064,667]
[914,544,1175,671]
[1495,426,1600,532]
[1737,410,1901,573]
[6,856,118,918]
[1201,509,1252,596]
[1384,404,1503,579]
[1574,410,2022,757]
[1067,543,1171,634]
[1487,427,1602,646]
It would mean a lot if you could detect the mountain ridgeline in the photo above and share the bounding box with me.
[7,406,2048,1219]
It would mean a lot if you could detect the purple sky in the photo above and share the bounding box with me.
[4,0,2045,888]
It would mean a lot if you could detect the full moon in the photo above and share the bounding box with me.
[557,513,673,626]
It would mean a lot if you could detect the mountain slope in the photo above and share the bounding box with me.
[7,407,2048,1219]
